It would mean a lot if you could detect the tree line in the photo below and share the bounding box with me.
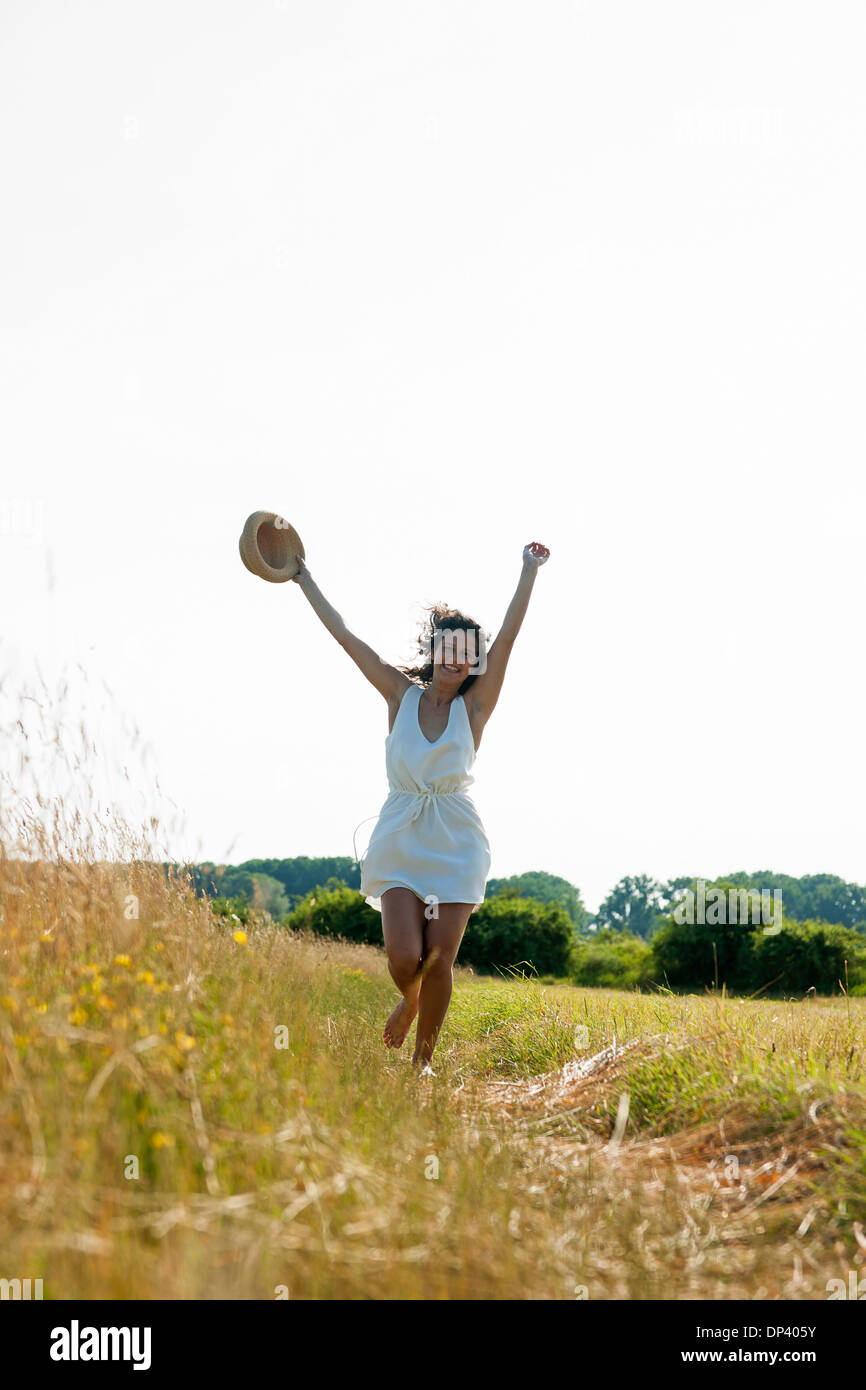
[169,859,866,995]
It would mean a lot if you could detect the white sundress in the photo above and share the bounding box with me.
[358,683,492,914]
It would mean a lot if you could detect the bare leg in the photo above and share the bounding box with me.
[412,903,474,1068]
[380,888,426,1048]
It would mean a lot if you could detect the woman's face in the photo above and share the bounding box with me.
[430,628,481,686]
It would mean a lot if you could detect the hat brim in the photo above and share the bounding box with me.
[239,511,305,583]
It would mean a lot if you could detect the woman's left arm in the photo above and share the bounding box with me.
[468,541,550,722]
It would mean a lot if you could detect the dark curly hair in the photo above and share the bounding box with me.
[398,602,490,695]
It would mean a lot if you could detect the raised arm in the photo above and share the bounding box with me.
[467,541,550,723]
[290,554,411,703]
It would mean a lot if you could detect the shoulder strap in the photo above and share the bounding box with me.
[391,683,416,734]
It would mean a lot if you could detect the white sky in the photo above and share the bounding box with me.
[2,1,864,911]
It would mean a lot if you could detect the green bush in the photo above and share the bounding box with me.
[283,884,573,977]
[284,883,382,946]
[749,919,866,996]
[210,896,253,925]
[651,907,866,995]
[570,929,655,990]
[460,896,574,976]
[651,911,756,991]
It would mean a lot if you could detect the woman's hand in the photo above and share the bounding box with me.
[522,541,550,569]
[290,553,311,585]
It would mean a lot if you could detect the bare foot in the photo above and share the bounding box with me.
[383,995,418,1048]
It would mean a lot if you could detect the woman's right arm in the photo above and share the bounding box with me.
[290,555,411,703]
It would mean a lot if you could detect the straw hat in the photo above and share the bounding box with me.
[239,511,305,583]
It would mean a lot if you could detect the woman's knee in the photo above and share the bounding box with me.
[423,949,455,983]
[387,950,422,988]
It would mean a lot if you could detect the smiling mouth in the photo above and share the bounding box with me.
[442,664,462,673]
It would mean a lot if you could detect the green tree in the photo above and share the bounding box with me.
[180,857,361,908]
[593,875,671,939]
[724,871,866,933]
[250,873,290,917]
[214,868,256,901]
[487,870,590,931]
[237,856,360,902]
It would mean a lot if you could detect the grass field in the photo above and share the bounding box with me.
[2,848,865,1301]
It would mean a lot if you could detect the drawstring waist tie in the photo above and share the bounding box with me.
[400,789,465,824]
[352,789,469,863]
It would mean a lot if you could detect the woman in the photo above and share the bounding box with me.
[290,540,550,1072]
